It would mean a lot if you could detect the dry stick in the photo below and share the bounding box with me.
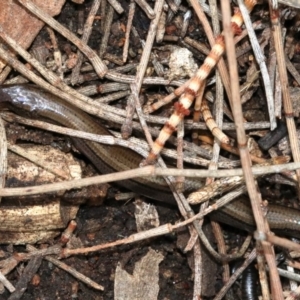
[192,239,202,298]
[188,156,291,204]
[0,124,6,300]
[95,90,131,103]
[0,246,62,276]
[189,120,271,130]
[100,0,107,32]
[121,95,136,138]
[123,0,135,62]
[0,29,183,111]
[0,257,19,278]
[268,3,300,196]
[26,245,104,291]
[180,10,191,38]
[106,68,186,86]
[60,220,77,245]
[156,7,167,43]
[285,53,300,86]
[221,1,283,299]
[80,82,129,95]
[130,0,165,148]
[238,0,276,130]
[134,0,155,19]
[166,0,180,22]
[107,0,124,14]
[127,0,165,148]
[256,242,271,300]
[0,160,298,198]
[196,0,229,295]
[184,37,210,56]
[0,271,15,293]
[46,28,63,78]
[1,113,151,157]
[0,65,12,83]
[132,0,164,94]
[0,117,7,202]
[268,35,279,117]
[0,120,7,290]
[151,52,174,94]
[207,0,231,288]
[99,4,114,58]
[77,5,85,34]
[211,220,233,288]
[176,120,184,191]
[17,0,107,78]
[71,0,101,85]
[132,83,207,257]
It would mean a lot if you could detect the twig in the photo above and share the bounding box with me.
[256,242,271,300]
[123,0,135,62]
[176,120,184,191]
[0,117,7,203]
[26,245,104,291]
[134,0,155,19]
[0,161,298,197]
[0,271,15,293]
[46,27,63,78]
[192,240,202,298]
[99,4,114,58]
[268,1,300,195]
[71,0,101,85]
[267,234,300,252]
[107,0,124,14]
[238,0,276,130]
[221,0,283,298]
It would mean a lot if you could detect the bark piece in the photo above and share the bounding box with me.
[0,200,78,245]
[134,199,160,232]
[114,248,164,300]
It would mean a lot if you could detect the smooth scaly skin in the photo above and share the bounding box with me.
[0,85,203,204]
[1,85,300,238]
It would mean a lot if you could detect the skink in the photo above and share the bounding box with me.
[0,84,300,238]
